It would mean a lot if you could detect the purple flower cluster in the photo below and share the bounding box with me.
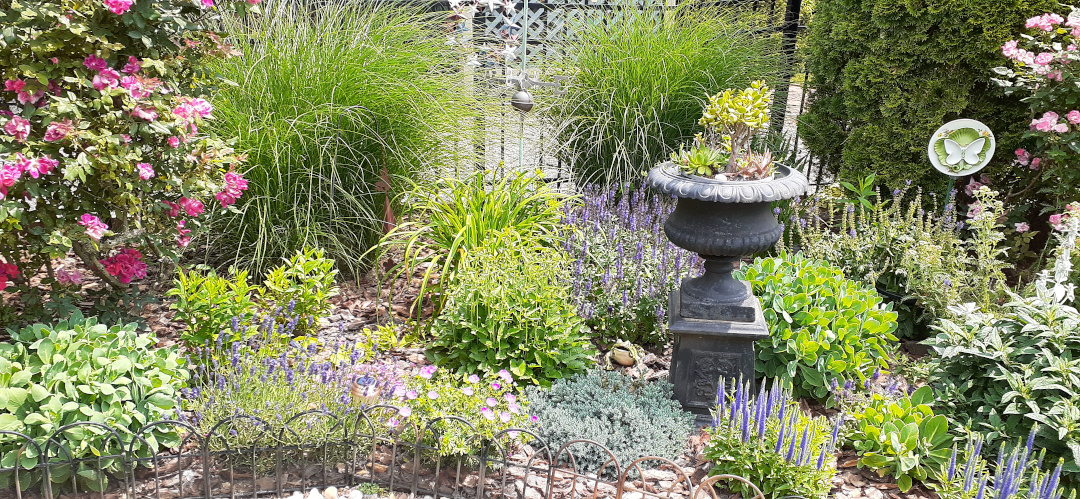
[562,183,702,343]
[713,378,841,471]
[946,429,1065,499]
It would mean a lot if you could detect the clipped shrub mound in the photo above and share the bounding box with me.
[738,252,899,403]
[800,0,1057,191]
[525,370,693,474]
[0,314,186,491]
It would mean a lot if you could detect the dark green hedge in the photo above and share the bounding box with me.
[800,0,1059,190]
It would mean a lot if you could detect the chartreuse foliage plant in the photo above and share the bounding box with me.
[0,0,252,319]
[800,0,1057,192]
[0,314,186,492]
[737,252,899,403]
[704,378,840,499]
[550,2,778,186]
[524,370,693,475]
[428,239,593,387]
[375,170,566,325]
[847,386,954,492]
[167,247,339,347]
[204,0,477,277]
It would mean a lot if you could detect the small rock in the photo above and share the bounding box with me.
[642,469,677,482]
[290,491,305,499]
[462,475,480,488]
[865,487,885,499]
[849,475,867,487]
[347,490,364,499]
[324,486,339,499]
[623,492,644,499]
[659,480,674,490]
[308,488,324,499]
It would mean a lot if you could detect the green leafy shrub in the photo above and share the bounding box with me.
[0,0,250,320]
[738,252,899,402]
[375,170,566,324]
[846,386,954,492]
[167,248,339,347]
[0,314,186,491]
[550,3,778,186]
[704,379,839,499]
[260,247,339,335]
[524,370,693,474]
[800,0,1056,191]
[428,240,593,386]
[785,183,1009,338]
[204,0,477,277]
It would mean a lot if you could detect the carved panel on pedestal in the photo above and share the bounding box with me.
[687,350,741,408]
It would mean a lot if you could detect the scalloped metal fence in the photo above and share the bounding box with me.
[0,406,768,499]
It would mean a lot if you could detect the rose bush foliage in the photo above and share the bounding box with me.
[0,0,256,303]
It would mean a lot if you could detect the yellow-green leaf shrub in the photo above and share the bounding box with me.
[738,252,899,403]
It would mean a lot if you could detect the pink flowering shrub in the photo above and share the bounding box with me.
[0,0,258,307]
[994,9,1080,206]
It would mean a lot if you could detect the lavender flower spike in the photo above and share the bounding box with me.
[974,476,988,499]
[796,426,812,465]
[946,445,958,481]
[815,445,827,470]
[774,403,788,454]
[785,420,800,462]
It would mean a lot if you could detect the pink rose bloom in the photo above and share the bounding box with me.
[84,54,108,71]
[136,162,154,180]
[480,407,495,421]
[1015,222,1031,233]
[247,0,261,4]
[103,0,133,15]
[178,197,205,217]
[1031,157,1042,170]
[4,116,30,142]
[32,156,58,178]
[4,79,25,93]
[0,164,22,200]
[1049,213,1063,226]
[1054,123,1069,133]
[131,106,158,121]
[121,76,149,99]
[1070,44,1078,52]
[1015,148,1030,165]
[92,68,121,91]
[44,119,75,141]
[1068,111,1080,125]
[1002,40,1019,58]
[16,89,44,106]
[1034,52,1054,65]
[122,56,141,74]
[78,214,109,240]
[57,269,83,286]
[163,200,181,217]
[1048,71,1064,82]
[176,220,192,248]
[100,248,147,283]
[168,136,181,148]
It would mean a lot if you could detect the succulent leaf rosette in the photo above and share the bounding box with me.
[0,0,257,297]
[669,80,775,180]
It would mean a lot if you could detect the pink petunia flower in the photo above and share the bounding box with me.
[427,390,439,399]
[201,0,214,6]
[485,397,498,407]
[131,106,158,122]
[406,390,418,400]
[4,116,30,142]
[136,162,154,180]
[418,365,437,379]
[398,407,412,418]
[480,407,495,421]
[1015,222,1031,233]
[499,412,511,423]
[461,387,474,396]
[103,0,133,15]
[44,119,75,141]
[78,214,109,240]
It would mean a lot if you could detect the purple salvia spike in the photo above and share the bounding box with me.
[774,406,788,454]
[815,445,827,470]
[947,445,958,481]
[797,426,812,465]
[1041,461,1062,499]
[964,439,983,492]
[717,378,726,414]
[741,392,751,443]
[785,420,800,462]
[829,414,844,449]
[975,476,988,499]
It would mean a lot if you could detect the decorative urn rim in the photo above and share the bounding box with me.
[646,163,809,203]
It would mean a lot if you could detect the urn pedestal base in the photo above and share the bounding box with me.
[668,289,768,426]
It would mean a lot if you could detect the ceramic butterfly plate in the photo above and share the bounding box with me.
[927,119,996,177]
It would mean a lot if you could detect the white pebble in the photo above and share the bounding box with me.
[290,492,305,499]
[347,490,364,499]
[324,487,339,499]
[308,489,324,499]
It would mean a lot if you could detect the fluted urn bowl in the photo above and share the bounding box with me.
[647,163,808,320]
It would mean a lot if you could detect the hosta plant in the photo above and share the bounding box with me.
[737,252,899,403]
[0,0,253,319]
[848,386,954,492]
[0,313,186,491]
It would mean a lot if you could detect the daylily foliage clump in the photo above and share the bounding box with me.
[0,0,256,298]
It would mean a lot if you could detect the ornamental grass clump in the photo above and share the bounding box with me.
[550,3,778,186]
[204,0,478,277]
[562,183,701,345]
[704,378,840,499]
[0,0,252,321]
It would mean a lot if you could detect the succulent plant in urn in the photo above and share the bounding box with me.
[647,81,808,422]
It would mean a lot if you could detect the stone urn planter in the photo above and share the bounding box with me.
[646,162,808,422]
